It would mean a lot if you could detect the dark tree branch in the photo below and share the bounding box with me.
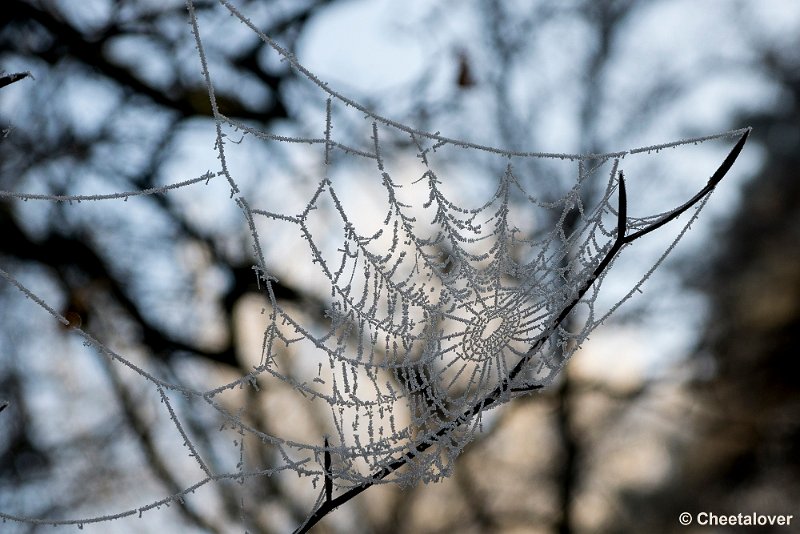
[0,72,32,90]
[1,208,241,367]
[3,0,287,121]
[292,130,749,534]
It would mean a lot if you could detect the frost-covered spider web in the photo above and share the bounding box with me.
[0,0,749,530]
[194,0,747,490]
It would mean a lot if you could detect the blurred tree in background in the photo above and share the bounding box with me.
[666,36,800,528]
[1,1,798,533]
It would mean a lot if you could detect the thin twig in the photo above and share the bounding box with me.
[623,130,749,242]
[323,437,332,504]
